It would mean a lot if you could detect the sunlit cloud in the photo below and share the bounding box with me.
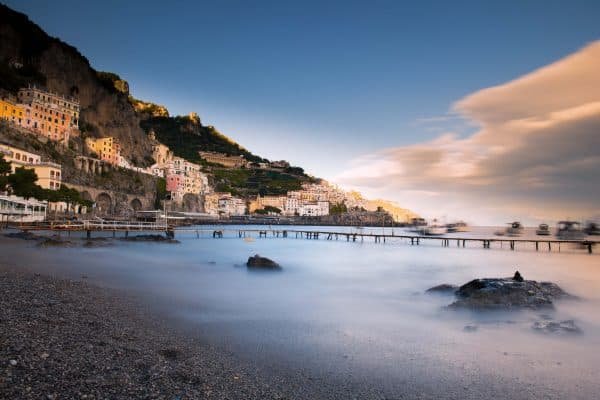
[336,41,600,224]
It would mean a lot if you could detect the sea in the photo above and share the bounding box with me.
[5,225,600,399]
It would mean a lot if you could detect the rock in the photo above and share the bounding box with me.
[426,284,458,294]
[9,359,17,366]
[463,325,478,332]
[120,234,180,244]
[446,273,573,309]
[513,271,524,282]
[246,255,281,270]
[532,319,582,335]
[37,237,75,247]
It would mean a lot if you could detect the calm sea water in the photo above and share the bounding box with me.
[5,225,600,399]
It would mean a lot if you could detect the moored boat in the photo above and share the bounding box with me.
[446,221,468,233]
[506,221,524,237]
[584,222,599,236]
[556,221,585,240]
[536,223,551,236]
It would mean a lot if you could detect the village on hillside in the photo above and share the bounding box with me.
[0,85,416,225]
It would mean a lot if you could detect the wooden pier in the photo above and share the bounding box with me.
[13,220,175,239]
[174,227,598,254]
[8,222,598,254]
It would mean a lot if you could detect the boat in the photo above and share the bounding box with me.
[584,222,599,236]
[535,223,551,236]
[446,221,468,233]
[556,221,585,240]
[506,221,524,237]
[421,225,447,236]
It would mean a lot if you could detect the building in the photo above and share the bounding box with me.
[270,160,290,169]
[0,194,47,223]
[0,143,41,165]
[152,142,173,165]
[0,144,62,190]
[217,196,246,216]
[298,201,329,217]
[30,163,62,190]
[17,86,79,144]
[248,194,286,213]
[284,197,299,216]
[0,98,24,125]
[204,192,246,216]
[85,137,121,166]
[199,151,248,168]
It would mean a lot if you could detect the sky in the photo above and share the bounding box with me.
[6,0,600,224]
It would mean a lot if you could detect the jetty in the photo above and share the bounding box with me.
[9,221,598,254]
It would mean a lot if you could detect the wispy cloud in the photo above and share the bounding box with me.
[336,41,600,224]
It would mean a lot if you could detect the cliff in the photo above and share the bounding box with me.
[0,4,152,166]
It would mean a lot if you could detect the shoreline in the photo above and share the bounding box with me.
[0,263,293,399]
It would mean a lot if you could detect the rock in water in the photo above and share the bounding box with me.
[513,271,524,282]
[426,284,458,294]
[447,275,573,310]
[246,254,281,270]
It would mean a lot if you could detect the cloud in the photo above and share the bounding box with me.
[336,41,600,224]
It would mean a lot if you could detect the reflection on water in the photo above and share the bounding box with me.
[5,225,600,398]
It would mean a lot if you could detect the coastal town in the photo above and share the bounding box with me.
[0,85,415,224]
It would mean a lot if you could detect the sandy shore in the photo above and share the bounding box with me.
[0,264,296,399]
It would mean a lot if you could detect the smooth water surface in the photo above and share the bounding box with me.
[4,225,600,398]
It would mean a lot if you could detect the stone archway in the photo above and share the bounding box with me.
[96,192,112,215]
[130,198,143,211]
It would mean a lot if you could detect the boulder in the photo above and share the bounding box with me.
[426,284,458,294]
[446,272,573,310]
[246,254,281,270]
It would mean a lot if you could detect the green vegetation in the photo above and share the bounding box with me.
[213,168,312,197]
[0,154,12,191]
[329,202,348,215]
[140,115,265,164]
[4,166,90,207]
[96,71,129,94]
[154,177,167,209]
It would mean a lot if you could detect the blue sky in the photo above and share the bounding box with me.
[6,0,600,222]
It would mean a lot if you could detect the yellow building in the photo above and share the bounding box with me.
[31,162,62,190]
[0,98,24,125]
[0,144,61,190]
[85,137,121,166]
[198,151,248,168]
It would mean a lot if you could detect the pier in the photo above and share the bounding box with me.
[8,222,598,254]
[173,227,598,254]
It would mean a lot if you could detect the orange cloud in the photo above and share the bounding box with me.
[337,41,600,224]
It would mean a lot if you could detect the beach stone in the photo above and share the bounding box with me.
[426,284,458,294]
[446,272,573,309]
[246,254,281,270]
[9,359,17,366]
[532,319,582,335]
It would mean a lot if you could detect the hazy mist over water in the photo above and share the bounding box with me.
[6,225,600,398]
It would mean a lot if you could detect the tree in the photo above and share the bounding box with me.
[263,205,281,214]
[329,202,348,215]
[7,167,44,199]
[0,154,11,192]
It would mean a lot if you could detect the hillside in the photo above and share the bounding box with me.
[139,115,265,164]
[0,4,152,166]
[0,4,272,170]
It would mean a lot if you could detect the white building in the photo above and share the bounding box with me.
[298,201,329,217]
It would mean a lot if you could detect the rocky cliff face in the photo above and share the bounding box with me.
[0,4,152,166]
